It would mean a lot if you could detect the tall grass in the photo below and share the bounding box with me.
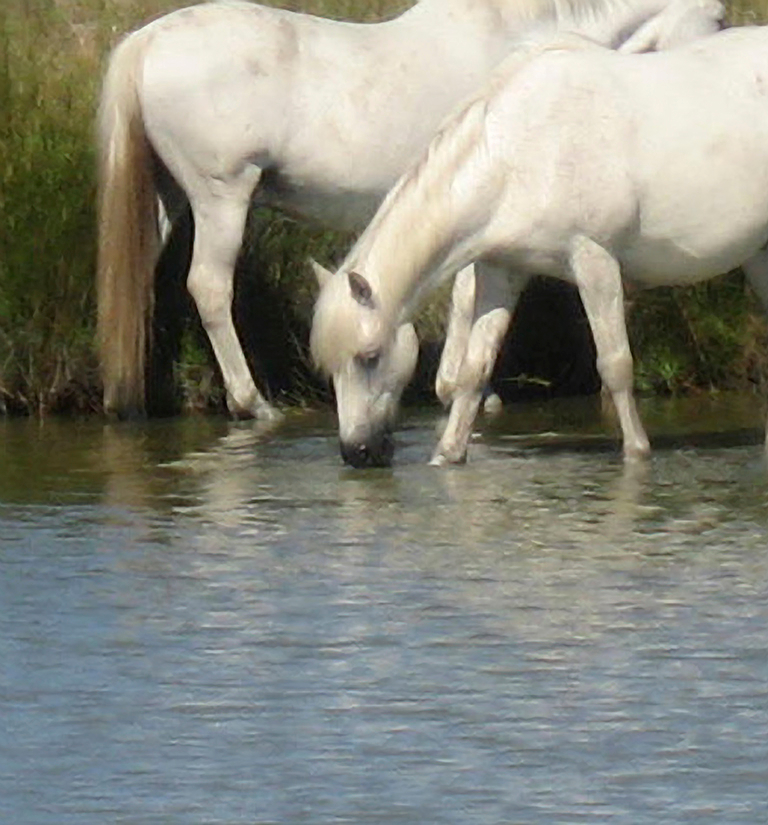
[1,0,767,414]
[0,3,99,412]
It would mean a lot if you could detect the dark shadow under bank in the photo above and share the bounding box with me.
[406,277,600,407]
[4,223,765,419]
[463,390,767,458]
[132,203,768,417]
[145,209,602,417]
[489,428,765,457]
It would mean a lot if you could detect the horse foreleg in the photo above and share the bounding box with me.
[187,193,280,422]
[430,265,520,465]
[435,265,477,407]
[436,264,525,415]
[430,309,510,465]
[739,249,768,449]
[570,236,649,460]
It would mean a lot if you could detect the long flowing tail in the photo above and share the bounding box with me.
[97,28,159,416]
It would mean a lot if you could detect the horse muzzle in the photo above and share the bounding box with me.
[339,432,395,468]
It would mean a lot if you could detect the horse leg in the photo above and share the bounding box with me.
[570,236,650,460]
[739,249,768,448]
[436,264,524,415]
[436,265,477,406]
[430,264,525,465]
[187,188,280,422]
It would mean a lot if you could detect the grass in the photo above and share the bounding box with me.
[1,0,768,414]
[0,2,102,413]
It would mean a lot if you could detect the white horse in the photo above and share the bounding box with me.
[311,25,768,468]
[96,0,723,419]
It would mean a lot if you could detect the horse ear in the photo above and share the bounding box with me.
[348,271,376,308]
[309,258,333,288]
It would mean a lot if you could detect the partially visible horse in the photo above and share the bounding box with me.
[311,26,768,467]
[96,0,724,419]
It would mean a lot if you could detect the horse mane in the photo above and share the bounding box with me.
[413,0,638,27]
[484,0,638,25]
[311,32,603,377]
[312,0,655,375]
[343,33,600,283]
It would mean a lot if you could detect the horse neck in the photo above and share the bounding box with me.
[344,102,492,322]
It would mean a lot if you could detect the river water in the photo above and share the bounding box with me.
[1,394,767,824]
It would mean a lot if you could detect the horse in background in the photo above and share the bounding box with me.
[311,26,768,467]
[97,0,724,419]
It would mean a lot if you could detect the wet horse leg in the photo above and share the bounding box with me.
[570,236,649,460]
[431,263,525,465]
[187,180,280,421]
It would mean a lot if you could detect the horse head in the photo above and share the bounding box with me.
[311,263,418,468]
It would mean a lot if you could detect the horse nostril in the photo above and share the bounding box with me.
[341,440,369,468]
[340,437,393,468]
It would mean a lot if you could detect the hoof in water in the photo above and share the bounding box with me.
[429,448,468,467]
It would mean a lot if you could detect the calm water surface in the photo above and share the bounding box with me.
[1,395,767,824]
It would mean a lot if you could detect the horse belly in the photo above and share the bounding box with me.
[621,231,768,287]
[263,179,382,232]
[621,202,768,286]
[624,132,768,286]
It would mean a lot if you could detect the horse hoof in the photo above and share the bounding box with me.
[482,393,503,415]
[256,404,283,424]
[624,442,651,462]
[429,448,468,467]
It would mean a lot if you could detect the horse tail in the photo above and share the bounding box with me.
[96,28,159,417]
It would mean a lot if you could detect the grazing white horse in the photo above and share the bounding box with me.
[96,0,723,419]
[311,25,768,468]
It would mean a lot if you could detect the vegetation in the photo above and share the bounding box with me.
[1,0,767,415]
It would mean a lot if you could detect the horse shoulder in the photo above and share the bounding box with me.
[478,51,638,254]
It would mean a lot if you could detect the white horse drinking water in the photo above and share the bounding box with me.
[96,0,723,419]
[312,25,768,468]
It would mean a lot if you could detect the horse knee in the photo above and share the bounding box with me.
[187,268,233,328]
[460,308,510,388]
[451,267,477,319]
[596,348,633,390]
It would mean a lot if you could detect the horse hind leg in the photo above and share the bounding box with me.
[187,181,280,422]
[569,235,650,460]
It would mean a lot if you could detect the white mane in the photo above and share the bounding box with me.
[472,0,648,28]
[311,34,603,377]
[316,35,598,321]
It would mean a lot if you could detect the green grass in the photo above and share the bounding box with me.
[0,2,102,413]
[1,0,768,414]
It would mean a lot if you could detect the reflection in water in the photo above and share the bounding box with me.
[1,396,768,824]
